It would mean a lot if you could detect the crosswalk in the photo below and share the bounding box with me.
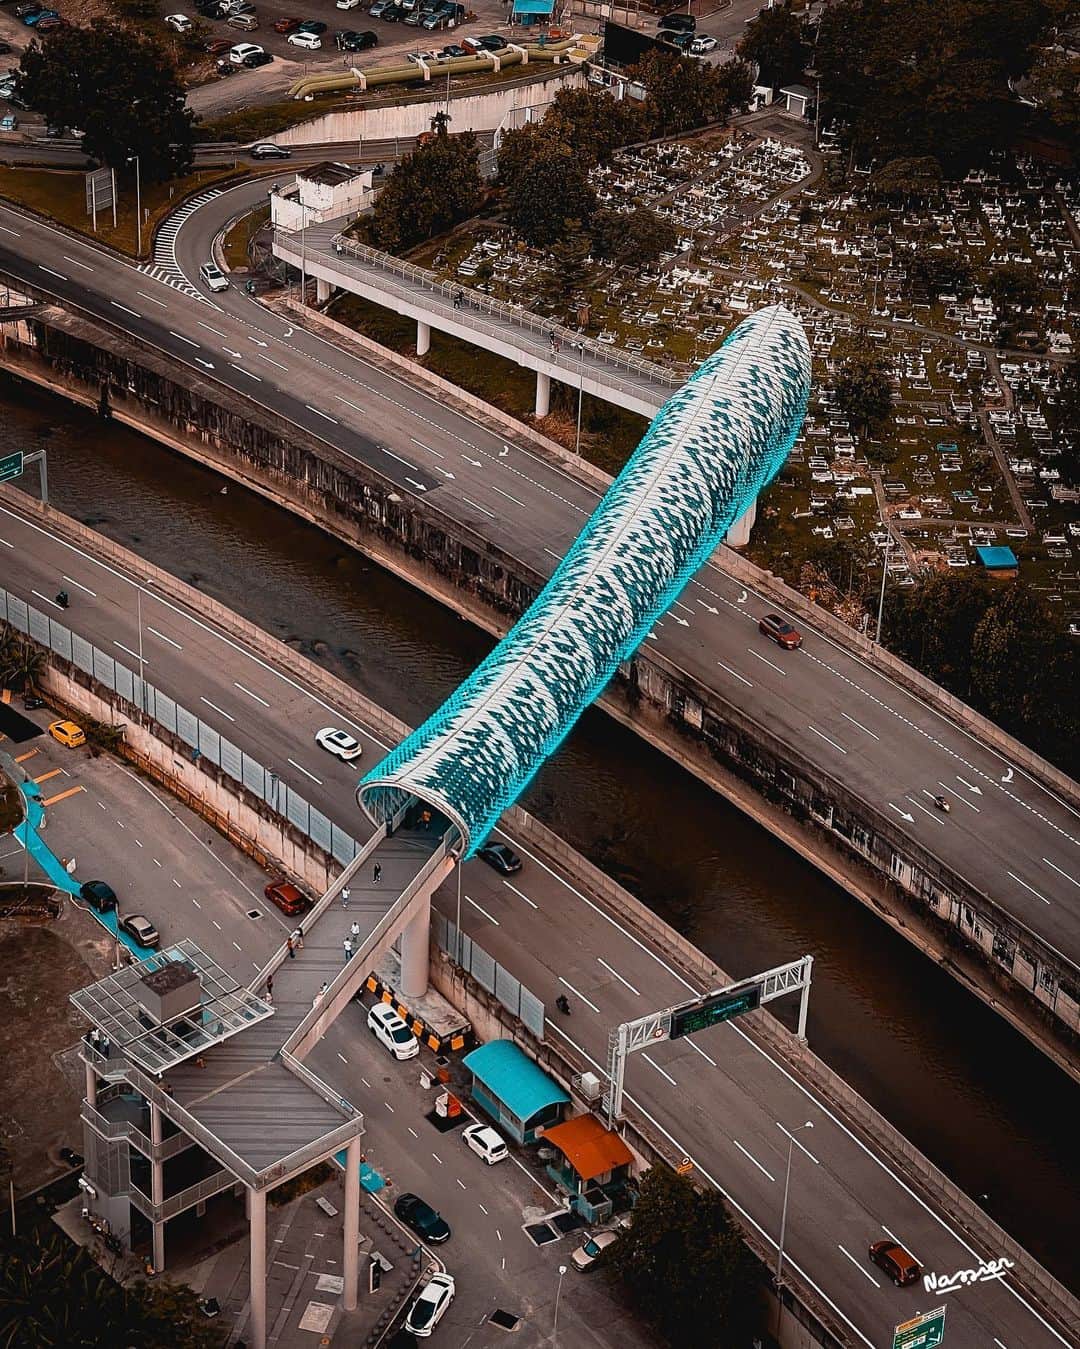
[137,188,224,299]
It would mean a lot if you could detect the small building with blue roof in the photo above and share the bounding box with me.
[462,1040,570,1143]
[975,545,1019,578]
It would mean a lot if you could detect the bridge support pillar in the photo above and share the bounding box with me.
[316,278,332,305]
[249,1186,267,1349]
[342,1135,363,1310]
[416,319,431,357]
[150,1103,165,1272]
[535,371,550,419]
[726,497,757,548]
[399,892,431,1000]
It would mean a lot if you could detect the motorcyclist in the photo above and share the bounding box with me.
[55,589,69,608]
[933,794,950,812]
[556,994,571,1015]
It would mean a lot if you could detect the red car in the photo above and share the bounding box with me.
[264,878,309,916]
[758,612,803,649]
[205,36,232,52]
[273,15,302,32]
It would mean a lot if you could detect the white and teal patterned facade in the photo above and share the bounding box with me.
[358,305,811,854]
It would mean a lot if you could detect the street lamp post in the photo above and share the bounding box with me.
[553,1264,568,1344]
[128,156,142,257]
[776,1121,813,1335]
[875,532,892,644]
[455,859,463,965]
[573,339,586,457]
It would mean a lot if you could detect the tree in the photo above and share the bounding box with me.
[371,125,484,252]
[545,87,645,168]
[909,246,975,298]
[870,156,943,200]
[1051,361,1080,487]
[591,206,677,267]
[18,20,194,181]
[607,1166,758,1348]
[833,353,893,434]
[633,49,753,137]
[504,137,596,247]
[737,2,809,86]
[1025,49,1080,143]
[989,261,1041,313]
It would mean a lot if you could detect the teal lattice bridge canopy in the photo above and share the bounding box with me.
[357,305,811,855]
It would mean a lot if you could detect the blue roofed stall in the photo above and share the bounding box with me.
[462,1040,570,1143]
[511,0,555,26]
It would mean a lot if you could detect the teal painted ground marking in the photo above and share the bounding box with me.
[333,1150,385,1193]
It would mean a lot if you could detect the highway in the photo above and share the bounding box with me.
[0,191,1078,976]
[0,498,1076,1349]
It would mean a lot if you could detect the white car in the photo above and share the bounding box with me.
[461,1122,508,1165]
[314,727,363,761]
[337,0,362,8]
[199,261,229,293]
[228,42,264,63]
[288,30,322,48]
[690,34,717,54]
[570,1228,619,1272]
[405,1272,455,1338]
[165,13,193,31]
[367,1002,419,1060]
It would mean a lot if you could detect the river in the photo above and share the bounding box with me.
[3,373,1078,1287]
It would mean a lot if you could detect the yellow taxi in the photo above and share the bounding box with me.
[48,719,86,749]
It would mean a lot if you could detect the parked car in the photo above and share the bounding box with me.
[380,2,405,20]
[336,0,362,8]
[689,34,717,54]
[314,726,362,761]
[477,841,522,875]
[272,14,301,31]
[367,1002,419,1060]
[227,14,259,30]
[199,260,229,292]
[249,141,290,158]
[23,7,58,23]
[242,47,272,65]
[438,41,466,54]
[205,36,232,52]
[79,880,118,913]
[264,878,309,916]
[23,693,45,709]
[869,1239,922,1287]
[120,913,161,949]
[0,113,16,131]
[477,33,507,50]
[659,28,694,50]
[59,1147,84,1168]
[296,18,327,32]
[368,0,392,14]
[406,49,437,62]
[164,13,193,31]
[461,1122,508,1165]
[757,612,803,649]
[289,27,321,45]
[14,3,43,17]
[32,12,61,27]
[571,1228,619,1272]
[657,10,694,30]
[336,28,377,48]
[404,1273,455,1338]
[228,41,264,62]
[49,719,86,748]
[394,1192,450,1243]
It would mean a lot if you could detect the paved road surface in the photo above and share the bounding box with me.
[0,195,1077,976]
[0,502,1074,1349]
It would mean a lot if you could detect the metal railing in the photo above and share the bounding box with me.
[277,227,684,397]
[129,1167,237,1223]
[81,1096,194,1163]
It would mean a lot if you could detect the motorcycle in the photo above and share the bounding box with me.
[555,994,571,1015]
[933,794,951,814]
[55,590,69,609]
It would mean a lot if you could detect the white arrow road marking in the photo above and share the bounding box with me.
[671,615,690,627]
[406,477,428,493]
[195,358,214,369]
[1001,766,1014,783]
[889,803,915,823]
[223,347,242,358]
[737,590,748,603]
[695,599,719,614]
[435,467,456,480]
[462,455,483,467]
[247,336,268,347]
[937,780,980,812]
[956,775,983,795]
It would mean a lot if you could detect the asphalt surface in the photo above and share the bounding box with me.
[0,193,1078,980]
[0,500,1075,1349]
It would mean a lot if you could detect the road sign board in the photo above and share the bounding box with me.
[893,1306,946,1349]
[0,450,23,483]
[670,984,761,1039]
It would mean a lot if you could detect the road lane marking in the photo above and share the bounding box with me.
[881,1226,920,1264]
[134,838,143,848]
[907,796,945,823]
[231,364,262,381]
[732,1138,775,1181]
[936,780,979,813]
[258,353,289,371]
[0,536,11,546]
[641,1052,677,1085]
[384,1101,394,1113]
[114,640,144,662]
[61,574,97,596]
[1007,871,1051,905]
[32,589,68,610]
[407,1127,418,1138]
[456,1179,466,1190]
[717,659,753,687]
[338,1052,348,1063]
[63,256,93,271]
[466,895,499,925]
[0,224,21,235]
[503,881,537,909]
[136,291,168,309]
[411,438,442,458]
[40,785,84,807]
[478,1203,489,1215]
[686,1038,717,1067]
[169,331,199,347]
[305,405,338,423]
[405,477,427,492]
[747,648,786,675]
[110,301,141,318]
[432,1152,442,1165]
[558,976,599,1013]
[777,1122,819,1164]
[841,712,879,740]
[39,265,68,281]
[360,1077,371,1089]
[461,495,496,519]
[287,757,323,785]
[598,957,640,996]
[234,681,270,707]
[808,725,847,755]
[200,696,235,722]
[838,1244,879,1287]
[198,321,227,337]
[543,547,562,561]
[1042,857,1080,889]
[146,626,182,649]
[489,485,527,508]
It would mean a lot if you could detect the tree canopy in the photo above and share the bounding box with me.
[544,87,646,169]
[607,1166,758,1348]
[504,135,596,247]
[632,50,754,137]
[591,205,677,267]
[371,121,484,252]
[833,353,894,434]
[737,2,809,86]
[18,20,194,181]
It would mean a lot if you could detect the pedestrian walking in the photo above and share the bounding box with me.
[350,920,360,940]
[343,937,354,962]
[266,975,274,1004]
[286,936,295,959]
[342,887,351,909]
[295,925,304,950]
[373,862,382,883]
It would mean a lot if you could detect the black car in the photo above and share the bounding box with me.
[249,141,291,159]
[59,1147,84,1169]
[337,28,377,49]
[243,49,273,66]
[79,880,118,913]
[297,18,327,33]
[23,693,45,708]
[394,1192,451,1244]
[477,842,522,876]
[381,2,405,20]
[478,33,507,50]
[14,2,43,16]
[658,10,694,30]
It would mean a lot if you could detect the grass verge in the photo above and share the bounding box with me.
[222,202,270,270]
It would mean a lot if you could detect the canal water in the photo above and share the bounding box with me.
[4,374,1078,1286]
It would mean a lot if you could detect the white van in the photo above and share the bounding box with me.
[367,1002,419,1060]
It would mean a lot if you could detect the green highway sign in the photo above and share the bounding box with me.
[670,984,761,1039]
[893,1306,946,1349]
[0,450,23,483]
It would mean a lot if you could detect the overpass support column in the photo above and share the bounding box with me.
[249,1186,267,1349]
[535,371,550,419]
[342,1135,363,1310]
[316,278,332,305]
[416,319,431,357]
[150,1104,165,1272]
[399,891,431,1000]
[726,497,757,548]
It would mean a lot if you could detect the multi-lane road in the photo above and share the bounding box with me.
[1,498,1076,1349]
[0,191,1078,979]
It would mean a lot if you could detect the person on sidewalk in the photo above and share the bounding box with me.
[373,863,382,883]
[341,887,351,909]
[291,926,305,950]
[350,920,360,940]
[343,937,354,962]
[286,936,295,959]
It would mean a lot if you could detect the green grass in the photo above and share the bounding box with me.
[222,203,270,270]
[195,99,340,144]
[0,774,22,834]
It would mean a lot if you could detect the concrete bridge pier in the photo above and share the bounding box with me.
[399,890,431,999]
[726,498,757,548]
[150,1103,166,1272]
[248,1185,267,1349]
[535,370,550,418]
[416,319,431,357]
[316,278,332,304]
